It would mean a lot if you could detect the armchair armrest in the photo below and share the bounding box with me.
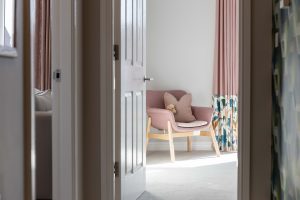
[191,106,214,124]
[147,108,176,130]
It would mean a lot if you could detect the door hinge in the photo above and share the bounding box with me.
[53,69,61,82]
[113,44,119,61]
[114,162,120,177]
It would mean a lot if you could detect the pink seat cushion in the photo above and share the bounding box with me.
[164,92,196,123]
[176,120,208,128]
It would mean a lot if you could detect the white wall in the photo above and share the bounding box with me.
[146,0,216,151]
[0,0,24,199]
[146,0,216,107]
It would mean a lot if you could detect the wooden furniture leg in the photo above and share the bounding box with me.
[167,121,176,162]
[210,125,221,157]
[187,136,192,152]
[146,117,151,150]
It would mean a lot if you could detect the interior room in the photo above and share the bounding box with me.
[0,0,276,199]
[140,0,239,199]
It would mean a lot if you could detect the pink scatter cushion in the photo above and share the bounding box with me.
[164,92,196,123]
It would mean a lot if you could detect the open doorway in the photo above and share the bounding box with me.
[140,0,238,199]
[114,0,239,199]
[32,0,53,199]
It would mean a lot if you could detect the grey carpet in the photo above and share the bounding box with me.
[138,151,237,200]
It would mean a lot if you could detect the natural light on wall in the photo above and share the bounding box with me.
[5,0,15,46]
[0,0,16,57]
[0,0,4,46]
[0,0,15,46]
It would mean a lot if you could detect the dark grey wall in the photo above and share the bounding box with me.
[250,0,272,199]
[0,0,24,199]
[82,0,102,199]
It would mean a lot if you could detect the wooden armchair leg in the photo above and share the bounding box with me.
[210,126,221,157]
[146,136,150,150]
[167,121,176,162]
[146,117,151,151]
[187,136,192,152]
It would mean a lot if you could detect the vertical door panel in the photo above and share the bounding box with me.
[125,0,133,64]
[136,0,144,66]
[118,0,146,199]
[125,92,133,174]
[136,91,144,168]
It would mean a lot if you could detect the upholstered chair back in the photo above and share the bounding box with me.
[146,90,187,109]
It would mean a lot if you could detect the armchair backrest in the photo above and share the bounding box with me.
[146,90,187,108]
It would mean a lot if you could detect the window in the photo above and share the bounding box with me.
[0,0,15,48]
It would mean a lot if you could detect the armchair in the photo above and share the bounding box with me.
[146,90,220,162]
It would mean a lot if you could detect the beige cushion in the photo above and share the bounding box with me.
[176,120,208,128]
[35,90,52,111]
[164,92,196,123]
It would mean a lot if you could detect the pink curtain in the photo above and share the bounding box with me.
[212,0,239,151]
[213,0,238,96]
[35,0,51,91]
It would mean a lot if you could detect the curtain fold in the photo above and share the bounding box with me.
[35,0,51,91]
[212,0,239,151]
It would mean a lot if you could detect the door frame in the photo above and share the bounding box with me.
[238,0,251,199]
[104,0,257,199]
[23,0,272,199]
[23,0,82,199]
[51,0,82,199]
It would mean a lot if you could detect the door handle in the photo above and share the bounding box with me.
[143,76,154,82]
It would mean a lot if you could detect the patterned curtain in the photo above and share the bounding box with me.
[212,95,238,151]
[212,0,239,151]
[272,0,300,199]
[34,0,51,91]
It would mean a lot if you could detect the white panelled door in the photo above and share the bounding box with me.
[116,0,147,199]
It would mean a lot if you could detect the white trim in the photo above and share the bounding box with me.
[0,46,18,57]
[51,0,80,199]
[74,0,83,199]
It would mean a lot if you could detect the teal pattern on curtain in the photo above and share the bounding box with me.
[212,95,238,151]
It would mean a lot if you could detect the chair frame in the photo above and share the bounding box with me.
[146,117,221,162]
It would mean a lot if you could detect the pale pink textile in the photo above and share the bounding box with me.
[35,0,52,91]
[213,0,239,95]
[146,90,213,132]
[176,121,208,128]
[163,92,196,123]
[147,90,187,109]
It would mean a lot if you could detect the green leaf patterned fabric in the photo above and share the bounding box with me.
[212,95,238,151]
[272,0,300,199]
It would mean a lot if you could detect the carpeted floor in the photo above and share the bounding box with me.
[138,151,237,200]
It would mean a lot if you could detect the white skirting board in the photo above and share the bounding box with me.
[147,137,213,151]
